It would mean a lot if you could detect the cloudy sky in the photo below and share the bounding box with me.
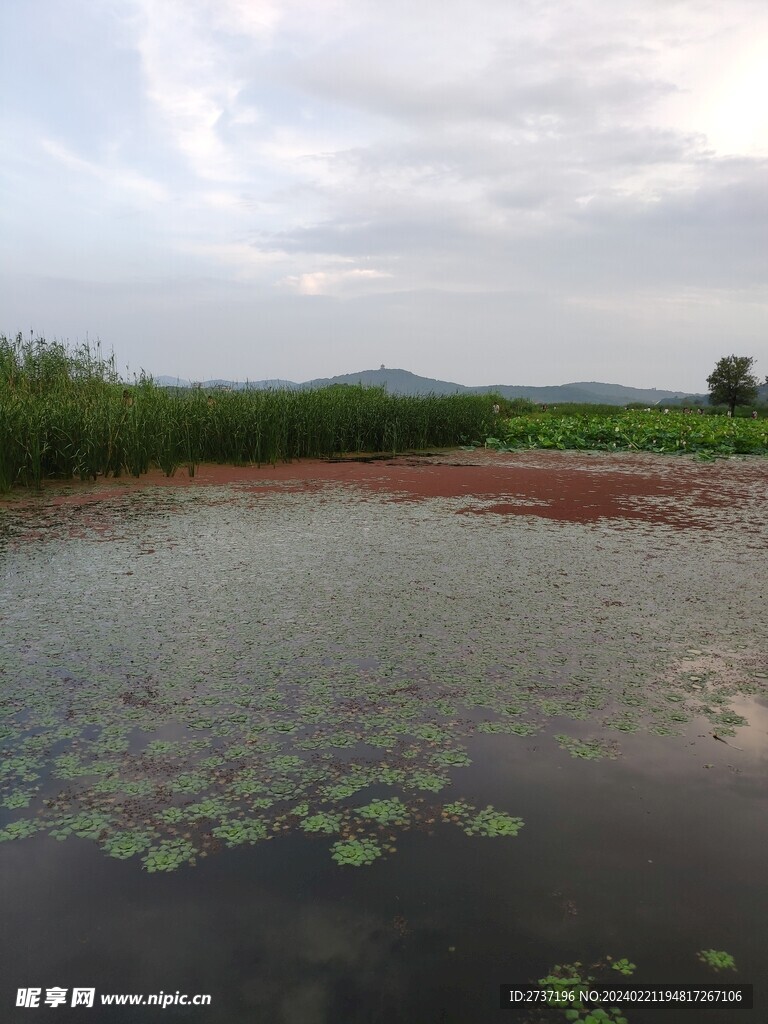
[1,0,767,388]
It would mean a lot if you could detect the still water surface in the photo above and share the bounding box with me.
[1,452,765,1023]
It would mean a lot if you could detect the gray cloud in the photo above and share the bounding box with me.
[1,0,767,386]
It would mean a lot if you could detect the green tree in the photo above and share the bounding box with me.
[706,355,759,416]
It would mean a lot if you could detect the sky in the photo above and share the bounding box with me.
[1,0,767,390]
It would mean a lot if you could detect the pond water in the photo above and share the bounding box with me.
[1,451,766,1023]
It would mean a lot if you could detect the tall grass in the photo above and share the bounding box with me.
[0,335,493,492]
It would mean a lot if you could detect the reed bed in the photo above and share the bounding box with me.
[0,335,492,491]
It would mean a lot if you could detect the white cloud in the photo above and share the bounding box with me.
[280,267,393,295]
[179,241,291,281]
[40,138,169,203]
[131,0,268,181]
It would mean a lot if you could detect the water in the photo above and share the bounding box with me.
[1,452,766,1022]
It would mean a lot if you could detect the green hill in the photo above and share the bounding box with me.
[157,368,694,405]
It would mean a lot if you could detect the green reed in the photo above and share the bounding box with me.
[0,335,492,491]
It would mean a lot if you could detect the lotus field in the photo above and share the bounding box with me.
[486,409,768,456]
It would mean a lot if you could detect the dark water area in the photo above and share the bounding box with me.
[2,728,765,1023]
[1,452,766,1023]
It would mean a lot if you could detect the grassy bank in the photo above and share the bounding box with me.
[0,335,493,491]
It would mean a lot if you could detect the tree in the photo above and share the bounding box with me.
[706,355,759,417]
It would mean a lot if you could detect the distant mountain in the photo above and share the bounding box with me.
[155,368,694,405]
[155,375,299,389]
[667,381,768,407]
[298,370,694,404]
[666,392,709,407]
[301,367,463,395]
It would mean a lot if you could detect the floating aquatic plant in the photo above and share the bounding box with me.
[143,838,196,872]
[442,800,472,818]
[184,797,229,820]
[406,771,449,793]
[647,724,681,737]
[410,724,449,742]
[50,812,112,841]
[477,721,539,736]
[355,798,409,826]
[538,959,629,1024]
[601,717,640,734]
[171,773,208,794]
[322,780,370,801]
[555,735,618,761]
[212,819,268,847]
[431,749,472,767]
[330,837,382,867]
[301,812,343,834]
[102,830,155,860]
[441,800,524,838]
[461,807,524,838]
[160,807,185,824]
[0,818,42,842]
[1,789,36,809]
[610,958,636,976]
[697,949,736,971]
